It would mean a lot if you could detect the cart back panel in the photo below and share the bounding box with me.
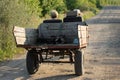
[38,22,88,48]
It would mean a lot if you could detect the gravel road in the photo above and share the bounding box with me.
[0,6,120,80]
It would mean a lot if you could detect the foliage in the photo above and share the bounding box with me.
[0,0,120,61]
[0,0,40,61]
[64,0,98,14]
[100,0,120,6]
[39,0,67,16]
[83,11,95,20]
[21,0,42,16]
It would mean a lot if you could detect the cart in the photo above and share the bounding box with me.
[13,11,89,76]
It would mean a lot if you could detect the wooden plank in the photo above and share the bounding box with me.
[81,38,87,44]
[14,31,37,38]
[38,22,89,48]
[14,32,26,38]
[13,26,37,46]
[14,26,37,35]
[39,23,62,38]
[78,25,88,47]
[80,44,87,48]
[15,36,37,45]
[78,31,87,38]
[15,37,26,45]
[14,26,25,32]
[78,25,87,31]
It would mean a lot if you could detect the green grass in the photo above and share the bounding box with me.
[83,11,95,21]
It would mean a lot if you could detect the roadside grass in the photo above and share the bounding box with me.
[83,11,96,21]
[0,50,13,61]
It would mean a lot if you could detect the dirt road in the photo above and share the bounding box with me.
[0,6,120,80]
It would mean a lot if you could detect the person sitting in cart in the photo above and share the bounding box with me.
[63,9,83,22]
[73,9,83,21]
[43,10,62,23]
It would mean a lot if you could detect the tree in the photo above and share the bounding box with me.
[65,0,91,11]
[39,0,66,16]
[21,0,42,16]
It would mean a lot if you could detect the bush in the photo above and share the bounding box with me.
[0,0,41,61]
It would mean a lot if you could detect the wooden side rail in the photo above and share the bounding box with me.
[78,25,89,48]
[13,26,38,46]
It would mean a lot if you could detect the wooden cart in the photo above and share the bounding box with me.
[13,10,89,76]
[13,22,88,76]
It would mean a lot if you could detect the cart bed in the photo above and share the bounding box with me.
[13,22,88,50]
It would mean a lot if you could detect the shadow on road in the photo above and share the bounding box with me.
[0,58,81,80]
[0,58,31,80]
[38,74,79,80]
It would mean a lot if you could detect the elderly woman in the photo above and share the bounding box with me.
[73,9,82,17]
[63,9,83,22]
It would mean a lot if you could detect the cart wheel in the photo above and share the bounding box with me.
[26,50,39,74]
[74,49,84,76]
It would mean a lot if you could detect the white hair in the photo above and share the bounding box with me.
[73,9,81,16]
[73,9,81,13]
[50,10,58,18]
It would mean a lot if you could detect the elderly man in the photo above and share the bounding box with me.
[50,10,58,19]
[63,9,83,22]
[43,10,62,23]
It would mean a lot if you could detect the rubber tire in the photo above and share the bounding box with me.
[26,50,39,74]
[74,50,84,76]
